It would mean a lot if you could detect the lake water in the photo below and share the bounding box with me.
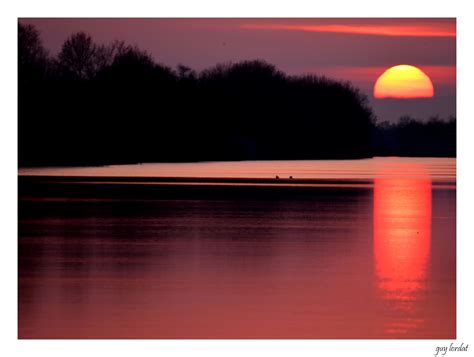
[19,157,455,180]
[18,158,456,338]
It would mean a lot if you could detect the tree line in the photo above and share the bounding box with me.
[18,23,455,167]
[373,116,456,157]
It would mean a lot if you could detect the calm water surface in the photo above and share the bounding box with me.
[20,157,455,180]
[18,158,456,338]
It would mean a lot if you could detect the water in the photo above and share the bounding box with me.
[18,158,456,338]
[19,157,455,180]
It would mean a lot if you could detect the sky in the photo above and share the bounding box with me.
[20,18,456,122]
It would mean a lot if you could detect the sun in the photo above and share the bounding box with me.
[374,65,434,99]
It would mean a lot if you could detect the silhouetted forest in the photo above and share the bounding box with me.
[374,116,456,157]
[18,24,456,167]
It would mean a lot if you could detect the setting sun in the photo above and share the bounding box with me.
[374,65,434,99]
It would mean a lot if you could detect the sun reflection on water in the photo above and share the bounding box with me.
[373,175,432,336]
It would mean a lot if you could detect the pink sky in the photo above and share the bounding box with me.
[20,18,456,122]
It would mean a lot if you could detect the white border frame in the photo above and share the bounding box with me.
[2,1,473,356]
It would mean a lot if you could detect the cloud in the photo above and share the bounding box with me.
[240,23,456,37]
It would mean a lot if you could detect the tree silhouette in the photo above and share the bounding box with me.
[373,116,456,157]
[18,24,455,167]
[58,32,98,80]
[18,23,48,85]
[93,40,127,73]
[177,64,197,81]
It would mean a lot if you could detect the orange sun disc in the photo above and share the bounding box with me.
[374,65,434,99]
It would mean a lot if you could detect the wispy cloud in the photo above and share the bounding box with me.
[241,23,456,37]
